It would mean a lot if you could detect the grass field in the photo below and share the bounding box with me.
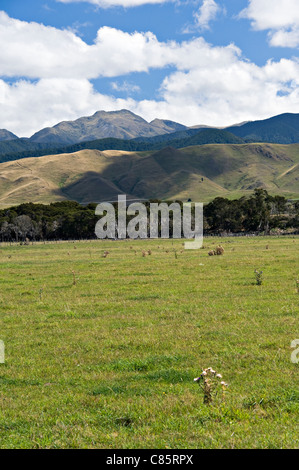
[0,237,298,449]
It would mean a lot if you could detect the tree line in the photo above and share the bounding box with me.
[0,190,298,242]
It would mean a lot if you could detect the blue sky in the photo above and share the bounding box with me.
[1,0,299,136]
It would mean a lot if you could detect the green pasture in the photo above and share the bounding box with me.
[0,237,298,448]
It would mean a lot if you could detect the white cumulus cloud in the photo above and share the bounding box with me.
[194,0,221,30]
[0,12,198,79]
[1,11,299,136]
[240,0,299,48]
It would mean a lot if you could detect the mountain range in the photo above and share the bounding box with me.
[2,110,299,146]
[0,110,299,207]
[2,111,299,165]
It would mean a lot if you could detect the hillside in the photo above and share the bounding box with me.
[0,143,298,207]
[2,111,299,164]
[0,139,63,163]
[29,110,187,145]
[0,129,18,141]
[226,113,299,144]
[0,128,244,165]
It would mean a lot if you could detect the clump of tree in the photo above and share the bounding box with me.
[0,190,297,242]
[204,189,298,234]
[0,201,97,241]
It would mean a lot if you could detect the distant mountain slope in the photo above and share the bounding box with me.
[226,113,299,144]
[57,128,244,154]
[0,128,244,164]
[149,118,186,134]
[0,143,298,207]
[0,129,18,141]
[29,109,187,145]
[2,111,299,166]
[177,129,244,146]
[0,139,62,163]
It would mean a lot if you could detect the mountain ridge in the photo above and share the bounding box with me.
[3,110,299,147]
[226,113,299,144]
[29,109,188,145]
[0,129,19,141]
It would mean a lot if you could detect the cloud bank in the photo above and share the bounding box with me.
[1,10,299,136]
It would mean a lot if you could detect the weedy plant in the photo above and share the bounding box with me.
[296,280,299,294]
[194,368,228,405]
[254,269,263,286]
[39,288,43,301]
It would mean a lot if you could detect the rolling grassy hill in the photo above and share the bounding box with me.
[0,143,298,207]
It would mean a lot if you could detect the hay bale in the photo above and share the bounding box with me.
[216,246,224,255]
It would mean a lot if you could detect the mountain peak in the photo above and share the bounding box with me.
[0,129,19,142]
[29,110,186,145]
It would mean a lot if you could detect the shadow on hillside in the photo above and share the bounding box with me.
[55,148,182,203]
